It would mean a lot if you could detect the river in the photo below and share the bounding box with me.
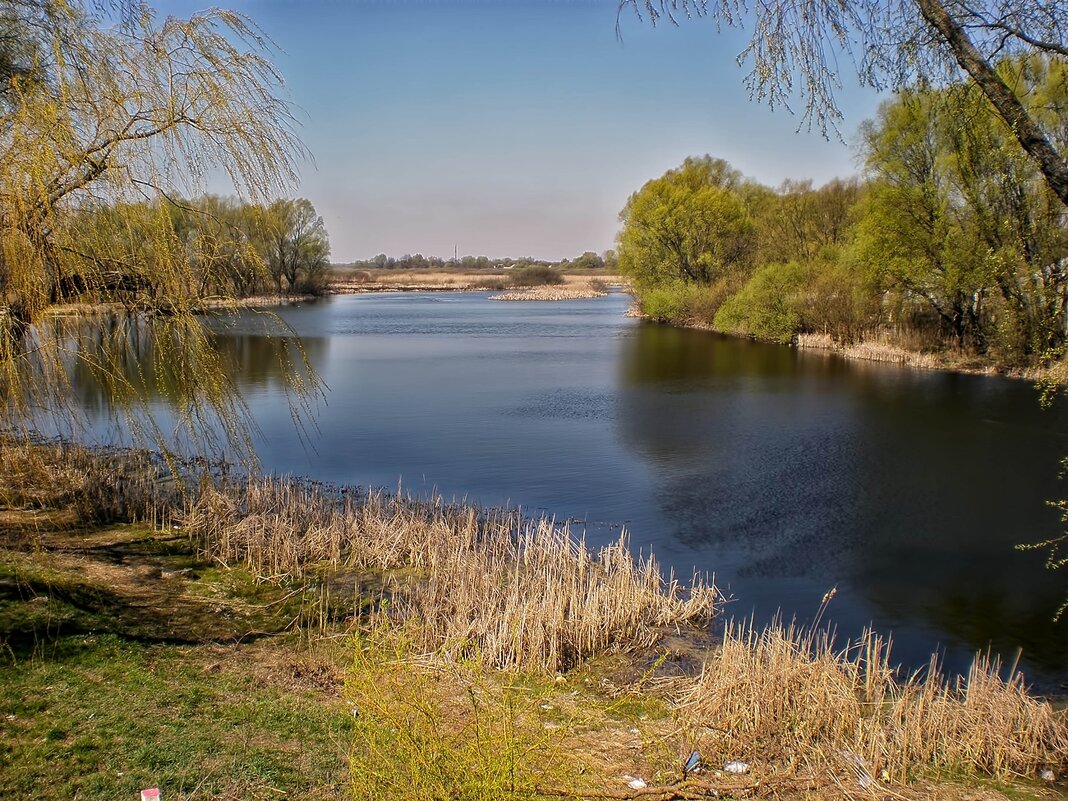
[76,290,1068,687]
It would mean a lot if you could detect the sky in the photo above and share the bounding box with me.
[156,0,885,262]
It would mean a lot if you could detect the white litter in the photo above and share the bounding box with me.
[723,761,749,775]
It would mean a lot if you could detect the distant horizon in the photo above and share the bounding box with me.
[155,0,882,263]
[331,249,617,265]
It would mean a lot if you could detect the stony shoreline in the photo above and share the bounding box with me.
[488,285,608,301]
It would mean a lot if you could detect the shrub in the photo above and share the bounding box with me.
[714,262,809,343]
[347,625,579,801]
[636,278,735,325]
[510,265,564,287]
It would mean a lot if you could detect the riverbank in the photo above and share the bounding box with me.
[32,273,625,320]
[627,303,1052,381]
[794,332,1049,380]
[2,440,1066,800]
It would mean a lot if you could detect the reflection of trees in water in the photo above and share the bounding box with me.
[615,322,860,553]
[858,561,1068,685]
[56,313,328,412]
[615,322,1068,680]
[619,322,804,387]
[218,331,328,393]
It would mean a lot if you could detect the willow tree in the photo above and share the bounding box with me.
[0,0,317,455]
[623,0,1068,208]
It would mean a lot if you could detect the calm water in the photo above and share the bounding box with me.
[81,291,1068,686]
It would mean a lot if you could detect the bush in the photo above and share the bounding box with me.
[510,265,564,287]
[635,278,735,325]
[471,277,508,291]
[714,262,809,343]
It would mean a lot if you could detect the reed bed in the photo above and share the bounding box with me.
[180,476,718,671]
[796,332,943,369]
[488,284,608,302]
[398,521,716,670]
[2,442,717,670]
[677,618,1068,783]
[0,438,183,524]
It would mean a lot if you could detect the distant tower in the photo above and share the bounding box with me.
[454,244,458,261]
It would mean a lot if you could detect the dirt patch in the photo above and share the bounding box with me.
[0,513,327,645]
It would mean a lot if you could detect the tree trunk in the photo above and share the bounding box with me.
[913,0,1068,208]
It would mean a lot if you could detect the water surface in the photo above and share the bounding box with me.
[81,291,1068,686]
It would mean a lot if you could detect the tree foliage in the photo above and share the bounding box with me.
[623,0,1068,206]
[261,198,331,295]
[0,0,315,454]
[854,59,1068,356]
[619,57,1067,359]
[617,156,755,296]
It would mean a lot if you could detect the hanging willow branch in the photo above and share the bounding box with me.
[0,0,319,459]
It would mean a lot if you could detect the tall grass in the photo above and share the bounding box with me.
[0,443,717,671]
[182,477,718,670]
[795,331,943,369]
[397,520,716,670]
[0,438,183,524]
[677,618,1068,783]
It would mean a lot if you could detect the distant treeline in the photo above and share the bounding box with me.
[619,56,1068,369]
[340,250,617,273]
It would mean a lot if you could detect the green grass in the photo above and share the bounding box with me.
[0,634,354,800]
[0,517,356,800]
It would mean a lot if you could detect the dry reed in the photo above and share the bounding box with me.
[181,477,718,671]
[796,332,943,369]
[0,438,183,524]
[488,284,608,302]
[677,618,1068,783]
[8,439,1067,787]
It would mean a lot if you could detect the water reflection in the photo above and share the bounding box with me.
[617,321,1068,685]
[63,313,330,413]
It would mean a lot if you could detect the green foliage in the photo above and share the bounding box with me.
[618,156,755,294]
[0,0,321,455]
[799,256,880,342]
[261,198,332,295]
[638,278,735,325]
[754,178,862,265]
[621,57,1067,365]
[714,262,809,343]
[569,250,605,270]
[853,60,1068,355]
[347,625,576,801]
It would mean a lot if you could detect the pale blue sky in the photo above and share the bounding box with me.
[157,0,884,261]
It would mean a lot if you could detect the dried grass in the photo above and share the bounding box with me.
[6,439,1067,788]
[677,618,1068,784]
[181,478,717,671]
[0,438,182,523]
[796,332,943,369]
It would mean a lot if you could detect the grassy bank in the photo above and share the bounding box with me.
[2,441,1067,800]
